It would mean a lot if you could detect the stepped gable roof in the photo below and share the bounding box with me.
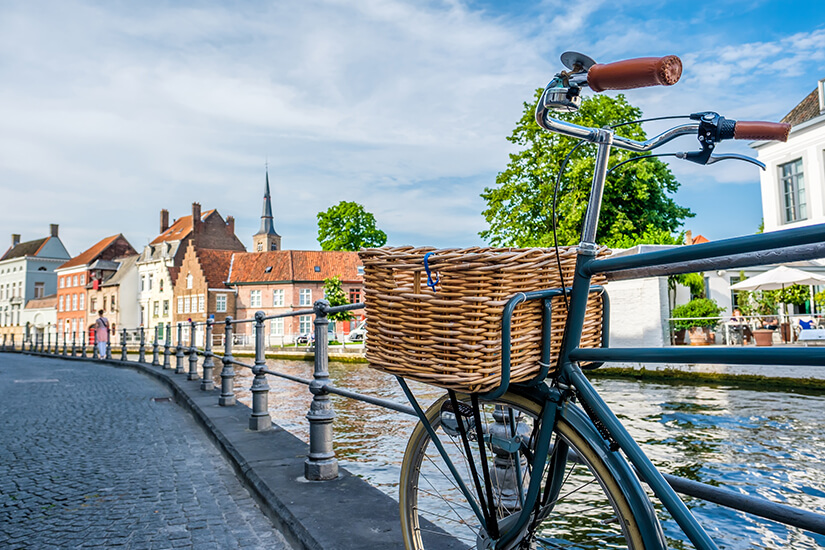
[782,88,820,127]
[58,234,122,270]
[168,266,180,286]
[196,249,234,288]
[101,255,139,287]
[150,209,215,245]
[25,294,57,310]
[1,237,48,261]
[227,250,362,284]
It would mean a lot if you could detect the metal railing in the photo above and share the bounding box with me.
[2,301,824,537]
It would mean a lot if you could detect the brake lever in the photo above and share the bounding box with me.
[707,153,766,170]
[674,151,766,170]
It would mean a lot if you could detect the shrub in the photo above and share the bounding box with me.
[671,298,723,330]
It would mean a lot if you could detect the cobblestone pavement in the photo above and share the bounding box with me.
[0,354,293,550]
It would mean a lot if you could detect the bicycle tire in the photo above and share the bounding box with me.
[399,391,647,549]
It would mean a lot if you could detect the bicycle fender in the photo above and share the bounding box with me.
[560,402,668,549]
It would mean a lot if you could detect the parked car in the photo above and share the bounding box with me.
[346,321,367,343]
[295,333,312,345]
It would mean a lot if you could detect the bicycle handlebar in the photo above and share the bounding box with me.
[587,56,682,92]
[733,121,791,142]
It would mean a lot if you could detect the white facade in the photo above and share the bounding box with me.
[755,80,825,233]
[136,241,179,339]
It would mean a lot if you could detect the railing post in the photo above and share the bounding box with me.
[201,319,215,391]
[151,326,160,366]
[249,311,272,431]
[80,331,87,358]
[62,332,67,356]
[46,329,50,354]
[219,317,236,406]
[1,333,5,351]
[138,326,146,363]
[163,325,172,369]
[10,334,15,351]
[305,299,338,480]
[175,323,185,374]
[92,333,99,359]
[188,320,199,380]
[120,328,128,361]
[71,331,77,356]
[106,337,112,359]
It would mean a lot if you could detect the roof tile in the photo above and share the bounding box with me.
[227,251,362,284]
[782,88,821,127]
[58,234,123,269]
[150,209,215,245]
[1,237,48,261]
[196,249,235,288]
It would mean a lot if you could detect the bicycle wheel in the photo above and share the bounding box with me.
[399,391,647,549]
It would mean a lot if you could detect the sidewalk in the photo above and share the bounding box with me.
[2,351,461,550]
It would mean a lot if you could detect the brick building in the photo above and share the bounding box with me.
[226,250,363,344]
[137,203,245,341]
[172,241,235,347]
[55,234,136,343]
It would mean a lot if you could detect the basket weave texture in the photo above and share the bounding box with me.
[359,246,609,393]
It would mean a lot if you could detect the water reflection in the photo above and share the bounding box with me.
[205,358,825,549]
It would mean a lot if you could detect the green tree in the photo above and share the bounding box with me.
[317,201,387,251]
[323,276,354,343]
[480,92,693,247]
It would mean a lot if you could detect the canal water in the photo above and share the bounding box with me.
[226,359,825,550]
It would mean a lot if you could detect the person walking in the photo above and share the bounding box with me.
[94,310,109,359]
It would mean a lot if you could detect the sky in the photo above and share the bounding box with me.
[2,0,825,257]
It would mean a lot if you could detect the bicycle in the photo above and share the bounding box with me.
[363,52,823,549]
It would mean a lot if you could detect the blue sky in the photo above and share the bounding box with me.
[1,0,824,256]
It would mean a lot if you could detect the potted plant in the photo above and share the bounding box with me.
[671,298,723,346]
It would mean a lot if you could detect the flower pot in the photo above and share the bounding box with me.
[674,328,687,345]
[753,329,774,347]
[688,326,714,346]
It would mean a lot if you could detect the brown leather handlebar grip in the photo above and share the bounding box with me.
[587,56,682,92]
[734,121,791,142]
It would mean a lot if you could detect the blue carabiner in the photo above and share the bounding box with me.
[423,252,439,292]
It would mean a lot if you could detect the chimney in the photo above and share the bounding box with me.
[192,202,202,234]
[819,78,825,114]
[11,234,20,247]
[226,215,235,236]
[50,224,59,237]
[160,209,170,233]
[684,230,693,245]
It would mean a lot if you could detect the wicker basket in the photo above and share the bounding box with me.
[359,246,609,393]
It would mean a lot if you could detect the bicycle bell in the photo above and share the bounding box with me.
[542,51,596,113]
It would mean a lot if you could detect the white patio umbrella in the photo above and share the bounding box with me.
[730,265,825,340]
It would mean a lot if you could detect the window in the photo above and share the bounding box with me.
[730,276,742,309]
[159,278,164,292]
[186,273,193,289]
[271,243,277,250]
[80,274,85,285]
[198,295,204,313]
[216,294,227,312]
[177,297,183,313]
[72,275,78,286]
[271,318,284,335]
[103,296,107,311]
[163,300,169,316]
[140,276,145,291]
[59,296,64,312]
[111,295,116,311]
[299,289,311,306]
[272,289,284,307]
[349,288,361,304]
[250,290,262,307]
[79,294,84,310]
[184,297,190,314]
[780,158,806,223]
[153,301,159,317]
[299,315,312,334]
[148,274,153,290]
[59,277,64,289]
[90,298,96,312]
[72,294,77,311]
[257,242,263,252]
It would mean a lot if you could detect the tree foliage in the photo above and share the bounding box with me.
[317,201,387,251]
[480,92,693,247]
[323,276,354,322]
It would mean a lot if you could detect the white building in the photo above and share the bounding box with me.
[755,79,825,232]
[0,225,70,342]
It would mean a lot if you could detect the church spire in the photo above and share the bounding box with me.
[253,168,282,252]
